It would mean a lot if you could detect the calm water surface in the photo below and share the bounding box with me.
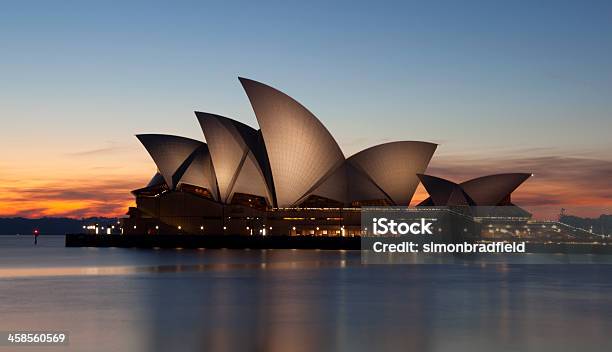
[1,235,611,352]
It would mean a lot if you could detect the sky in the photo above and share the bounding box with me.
[1,0,611,219]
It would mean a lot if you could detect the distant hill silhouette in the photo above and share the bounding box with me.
[0,217,118,235]
[560,214,612,235]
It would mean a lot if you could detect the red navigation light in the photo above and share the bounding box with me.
[33,229,39,235]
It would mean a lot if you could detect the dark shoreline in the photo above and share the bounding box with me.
[65,233,361,250]
[65,233,612,254]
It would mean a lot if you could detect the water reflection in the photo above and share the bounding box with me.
[140,262,612,352]
[1,236,612,352]
[0,260,357,278]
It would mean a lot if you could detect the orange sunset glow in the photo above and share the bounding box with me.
[1,146,610,219]
[0,177,145,218]
[0,139,152,218]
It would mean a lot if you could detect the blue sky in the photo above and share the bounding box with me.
[1,0,611,217]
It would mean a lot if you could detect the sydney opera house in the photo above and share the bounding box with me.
[121,77,532,236]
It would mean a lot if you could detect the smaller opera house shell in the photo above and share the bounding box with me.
[127,77,530,236]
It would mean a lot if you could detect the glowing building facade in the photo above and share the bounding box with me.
[124,78,531,236]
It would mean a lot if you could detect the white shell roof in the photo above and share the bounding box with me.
[136,134,204,190]
[239,77,345,207]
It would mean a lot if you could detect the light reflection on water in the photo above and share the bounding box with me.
[1,235,612,352]
[0,260,354,278]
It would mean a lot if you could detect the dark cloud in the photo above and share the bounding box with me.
[65,145,127,157]
[8,179,142,202]
[9,208,51,218]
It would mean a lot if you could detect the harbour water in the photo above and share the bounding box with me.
[1,235,611,351]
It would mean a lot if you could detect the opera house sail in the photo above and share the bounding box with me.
[239,77,346,208]
[123,77,532,236]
